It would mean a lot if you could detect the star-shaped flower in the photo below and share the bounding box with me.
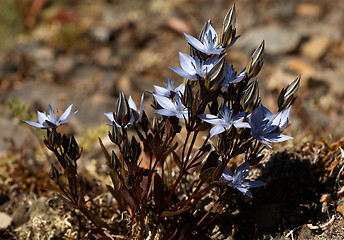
[221,63,246,87]
[249,104,293,148]
[105,93,144,127]
[184,20,224,55]
[23,104,78,129]
[153,94,188,119]
[198,104,250,137]
[219,160,265,198]
[169,52,218,80]
[153,78,185,98]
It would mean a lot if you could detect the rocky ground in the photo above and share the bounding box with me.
[0,0,344,239]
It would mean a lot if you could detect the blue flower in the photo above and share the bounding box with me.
[23,104,78,129]
[153,94,188,119]
[249,104,293,148]
[153,78,185,98]
[221,63,246,87]
[198,104,250,137]
[105,93,144,127]
[184,20,224,55]
[219,160,265,198]
[169,52,218,80]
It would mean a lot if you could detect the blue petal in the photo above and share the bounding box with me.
[59,104,73,122]
[169,67,197,80]
[210,125,227,138]
[233,122,250,129]
[264,133,293,143]
[241,180,266,188]
[198,114,224,125]
[153,94,176,111]
[178,51,196,74]
[22,120,44,128]
[236,186,252,198]
[184,33,207,54]
[155,109,177,117]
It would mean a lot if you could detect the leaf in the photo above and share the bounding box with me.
[99,138,111,164]
[186,144,211,174]
[200,167,216,183]
[121,188,138,211]
[154,173,165,213]
[161,206,191,217]
[106,184,126,211]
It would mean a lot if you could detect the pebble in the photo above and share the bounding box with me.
[237,25,302,55]
[301,36,331,60]
[0,212,12,229]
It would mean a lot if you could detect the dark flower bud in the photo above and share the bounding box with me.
[50,164,60,182]
[246,41,264,79]
[209,100,219,115]
[66,135,81,161]
[45,128,61,150]
[140,111,150,133]
[183,82,194,108]
[126,174,135,189]
[122,140,131,159]
[131,136,141,162]
[208,55,227,91]
[220,4,236,49]
[241,79,260,114]
[114,92,131,127]
[109,124,122,145]
[278,75,300,111]
[110,150,121,171]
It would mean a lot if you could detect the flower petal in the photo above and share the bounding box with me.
[154,109,177,117]
[184,33,207,54]
[153,94,175,111]
[198,114,224,125]
[210,124,227,138]
[58,104,73,122]
[169,67,196,80]
[241,180,266,188]
[178,51,196,74]
[22,120,44,128]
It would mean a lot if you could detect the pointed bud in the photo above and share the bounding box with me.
[183,82,194,108]
[246,41,264,79]
[220,4,236,48]
[109,124,122,145]
[114,92,131,127]
[50,164,60,182]
[241,79,260,114]
[278,75,300,111]
[65,135,81,161]
[110,150,121,171]
[140,111,150,133]
[208,55,227,91]
[131,136,141,162]
[45,128,61,150]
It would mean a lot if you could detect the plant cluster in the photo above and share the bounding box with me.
[23,4,300,239]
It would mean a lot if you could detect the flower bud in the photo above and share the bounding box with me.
[109,124,122,145]
[131,136,141,162]
[50,164,60,182]
[246,41,264,79]
[278,75,300,111]
[114,92,131,127]
[241,79,260,114]
[45,128,61,150]
[220,4,236,49]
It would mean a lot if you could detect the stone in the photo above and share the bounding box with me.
[285,58,316,83]
[301,36,331,60]
[297,3,322,18]
[237,25,302,55]
[0,212,12,229]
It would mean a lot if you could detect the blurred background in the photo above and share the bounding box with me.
[0,0,344,153]
[0,1,344,238]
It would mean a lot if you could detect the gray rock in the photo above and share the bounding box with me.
[237,25,302,55]
[0,212,12,229]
